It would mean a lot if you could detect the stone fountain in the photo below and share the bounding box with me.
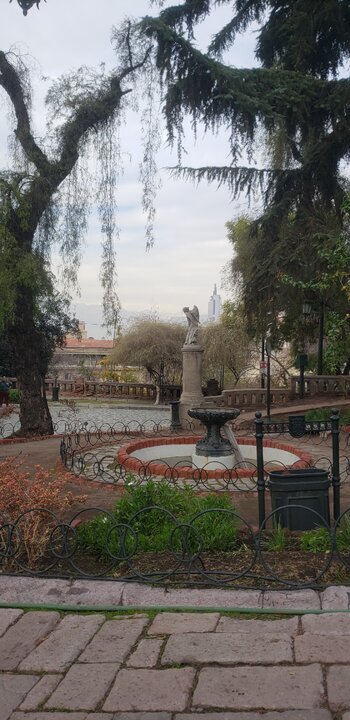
[188,407,246,468]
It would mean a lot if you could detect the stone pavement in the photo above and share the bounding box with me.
[2,606,350,719]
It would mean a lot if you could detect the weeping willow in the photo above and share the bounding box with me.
[0,20,161,435]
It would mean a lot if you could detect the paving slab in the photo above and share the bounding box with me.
[162,631,292,665]
[126,638,164,667]
[0,576,72,604]
[68,579,125,606]
[321,585,350,610]
[262,589,320,610]
[0,610,60,671]
[45,663,120,711]
[301,612,350,634]
[193,664,324,710]
[19,613,105,672]
[295,632,350,663]
[112,715,171,720]
[148,612,220,634]
[327,665,350,710]
[79,617,148,663]
[0,608,23,637]
[216,615,299,635]
[103,668,195,712]
[122,584,262,608]
[0,674,38,720]
[19,675,63,711]
[177,712,332,720]
[10,714,91,720]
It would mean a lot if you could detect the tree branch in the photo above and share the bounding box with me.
[0,51,51,175]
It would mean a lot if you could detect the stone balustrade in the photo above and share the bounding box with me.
[290,375,350,399]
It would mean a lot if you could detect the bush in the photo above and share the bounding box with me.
[0,458,86,569]
[77,479,238,558]
[9,388,21,403]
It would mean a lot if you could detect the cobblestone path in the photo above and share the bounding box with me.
[1,607,350,719]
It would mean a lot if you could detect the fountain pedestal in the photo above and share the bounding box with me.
[188,407,241,468]
[179,344,204,429]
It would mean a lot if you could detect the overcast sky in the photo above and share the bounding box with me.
[0,0,258,336]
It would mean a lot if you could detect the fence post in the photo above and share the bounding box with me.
[331,408,340,522]
[255,411,266,526]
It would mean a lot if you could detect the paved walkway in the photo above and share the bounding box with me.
[2,603,350,719]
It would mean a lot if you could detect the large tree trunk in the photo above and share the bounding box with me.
[8,285,54,437]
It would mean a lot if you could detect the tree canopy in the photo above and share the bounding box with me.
[110,317,186,385]
[0,24,156,434]
[141,1,350,330]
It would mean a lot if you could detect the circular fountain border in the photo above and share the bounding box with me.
[118,435,312,479]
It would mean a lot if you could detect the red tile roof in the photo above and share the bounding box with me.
[64,338,114,349]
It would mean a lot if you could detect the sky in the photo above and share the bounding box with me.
[0,0,258,336]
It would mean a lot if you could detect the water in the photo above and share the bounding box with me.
[0,403,171,437]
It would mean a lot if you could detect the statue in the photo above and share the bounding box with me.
[183,305,200,345]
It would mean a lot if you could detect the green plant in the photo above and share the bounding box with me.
[9,388,21,403]
[299,526,332,552]
[336,515,350,551]
[266,523,287,552]
[77,479,238,558]
[305,408,350,426]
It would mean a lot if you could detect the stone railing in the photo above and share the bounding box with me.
[44,379,182,403]
[290,375,350,399]
[204,387,290,409]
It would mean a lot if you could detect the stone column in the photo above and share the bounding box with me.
[179,343,204,429]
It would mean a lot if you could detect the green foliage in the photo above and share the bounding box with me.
[305,408,350,426]
[9,388,20,403]
[299,527,331,553]
[77,480,238,557]
[143,4,350,353]
[336,516,350,551]
[266,523,287,552]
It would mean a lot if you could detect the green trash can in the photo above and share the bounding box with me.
[52,386,59,401]
[268,468,330,530]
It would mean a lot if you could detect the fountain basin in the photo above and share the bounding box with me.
[117,436,312,479]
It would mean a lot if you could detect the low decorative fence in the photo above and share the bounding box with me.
[2,409,350,589]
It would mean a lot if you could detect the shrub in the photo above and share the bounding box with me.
[299,526,332,552]
[9,388,21,404]
[0,458,86,569]
[77,479,238,558]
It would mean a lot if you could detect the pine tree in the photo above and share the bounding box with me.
[142,1,350,330]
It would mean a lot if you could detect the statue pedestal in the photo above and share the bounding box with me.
[179,343,204,429]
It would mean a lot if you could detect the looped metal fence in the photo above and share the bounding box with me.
[1,503,350,588]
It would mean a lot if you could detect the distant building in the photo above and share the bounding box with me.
[51,322,114,381]
[208,284,222,322]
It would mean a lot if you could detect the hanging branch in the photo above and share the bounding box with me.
[10,0,45,16]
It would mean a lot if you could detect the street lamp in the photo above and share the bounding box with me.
[297,301,312,399]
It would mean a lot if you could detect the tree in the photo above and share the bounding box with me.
[201,302,254,386]
[110,317,186,387]
[142,1,350,327]
[0,25,155,435]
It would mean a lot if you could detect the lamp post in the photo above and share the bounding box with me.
[265,336,272,422]
[298,301,312,399]
[317,301,324,375]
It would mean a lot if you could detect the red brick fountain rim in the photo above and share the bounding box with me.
[117,436,312,480]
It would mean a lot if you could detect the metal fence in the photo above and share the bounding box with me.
[1,409,350,589]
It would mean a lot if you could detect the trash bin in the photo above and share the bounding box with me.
[52,386,59,402]
[268,468,330,530]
